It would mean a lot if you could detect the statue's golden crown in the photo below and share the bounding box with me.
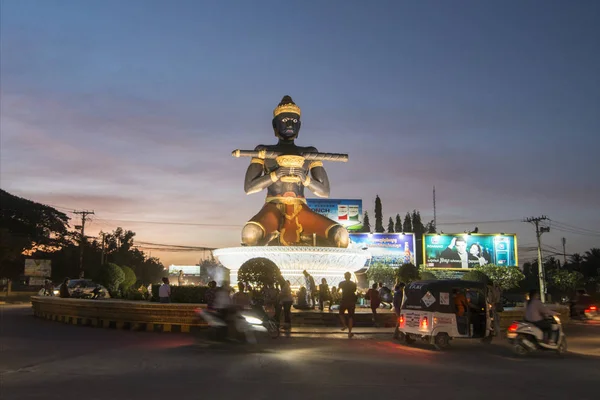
[273,95,301,117]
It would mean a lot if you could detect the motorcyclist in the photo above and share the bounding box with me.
[525,289,558,343]
[213,281,237,340]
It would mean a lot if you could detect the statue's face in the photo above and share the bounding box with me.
[273,112,301,140]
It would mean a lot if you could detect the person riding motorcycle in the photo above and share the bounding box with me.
[525,289,558,343]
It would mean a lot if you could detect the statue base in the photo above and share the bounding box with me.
[213,246,371,289]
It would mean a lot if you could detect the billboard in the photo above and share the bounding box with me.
[24,259,51,277]
[168,265,200,276]
[423,233,518,269]
[349,233,416,267]
[306,198,363,231]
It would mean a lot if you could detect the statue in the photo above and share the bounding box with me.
[234,95,349,248]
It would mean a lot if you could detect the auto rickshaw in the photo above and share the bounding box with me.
[395,280,499,350]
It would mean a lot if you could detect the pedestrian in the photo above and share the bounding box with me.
[59,278,70,298]
[378,282,392,308]
[303,270,316,308]
[278,280,294,331]
[159,277,171,303]
[205,280,217,310]
[318,278,330,312]
[338,272,357,338]
[366,283,381,323]
[393,283,405,339]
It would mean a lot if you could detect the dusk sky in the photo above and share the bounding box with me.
[1,0,599,267]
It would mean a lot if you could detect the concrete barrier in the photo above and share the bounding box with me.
[31,296,570,334]
[31,296,207,333]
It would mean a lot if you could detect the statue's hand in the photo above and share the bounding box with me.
[274,167,293,179]
[289,167,307,183]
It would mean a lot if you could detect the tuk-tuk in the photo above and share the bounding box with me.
[395,280,499,350]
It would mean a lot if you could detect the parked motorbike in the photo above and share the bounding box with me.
[506,316,567,356]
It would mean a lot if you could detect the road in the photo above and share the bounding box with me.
[1,304,598,400]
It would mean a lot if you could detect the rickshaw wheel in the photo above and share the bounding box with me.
[434,333,451,350]
[404,334,415,344]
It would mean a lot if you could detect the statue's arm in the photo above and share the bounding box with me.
[304,160,330,198]
[244,160,278,195]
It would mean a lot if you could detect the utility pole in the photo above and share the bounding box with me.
[524,216,550,302]
[73,210,95,278]
[561,237,567,266]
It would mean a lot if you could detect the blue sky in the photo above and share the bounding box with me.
[1,0,599,266]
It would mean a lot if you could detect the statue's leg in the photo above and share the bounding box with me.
[297,205,349,248]
[242,203,283,246]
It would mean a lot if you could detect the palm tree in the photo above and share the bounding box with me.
[583,248,600,263]
[582,248,600,280]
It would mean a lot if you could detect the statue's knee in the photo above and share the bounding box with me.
[328,225,349,248]
[242,223,264,246]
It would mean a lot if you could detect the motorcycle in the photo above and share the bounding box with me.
[506,315,567,356]
[196,306,279,344]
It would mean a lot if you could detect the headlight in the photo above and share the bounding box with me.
[53,290,59,295]
[553,315,560,323]
[243,316,263,325]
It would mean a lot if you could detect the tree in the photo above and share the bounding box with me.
[474,265,525,290]
[374,195,384,233]
[396,264,419,284]
[362,212,371,233]
[548,269,584,295]
[462,270,490,284]
[366,263,396,287]
[119,265,137,292]
[411,210,425,236]
[98,263,125,295]
[426,220,437,234]
[402,212,412,233]
[420,271,437,280]
[0,189,70,277]
[387,217,394,233]
[237,257,282,289]
[582,248,600,280]
[394,214,402,233]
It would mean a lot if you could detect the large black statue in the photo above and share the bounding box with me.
[234,96,349,248]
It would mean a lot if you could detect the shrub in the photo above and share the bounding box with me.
[395,264,419,284]
[238,257,282,289]
[150,284,209,303]
[98,263,125,295]
[120,266,137,292]
[125,286,146,301]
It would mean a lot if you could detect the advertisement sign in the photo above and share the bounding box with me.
[349,233,415,267]
[24,259,51,277]
[423,233,518,269]
[168,265,200,276]
[307,198,363,231]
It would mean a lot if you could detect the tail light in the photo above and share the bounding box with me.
[398,314,405,326]
[589,305,597,311]
[421,316,428,329]
[508,322,519,333]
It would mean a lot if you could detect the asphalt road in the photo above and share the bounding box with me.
[1,304,598,400]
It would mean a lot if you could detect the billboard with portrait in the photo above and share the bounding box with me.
[423,233,518,269]
[349,233,416,267]
[306,198,363,231]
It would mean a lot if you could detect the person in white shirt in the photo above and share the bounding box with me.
[525,289,557,343]
[159,277,171,303]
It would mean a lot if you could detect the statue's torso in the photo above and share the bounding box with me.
[257,143,316,199]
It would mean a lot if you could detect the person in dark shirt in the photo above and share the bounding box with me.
[338,272,357,338]
[59,278,70,298]
[318,278,330,312]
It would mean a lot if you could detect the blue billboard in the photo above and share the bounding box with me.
[349,233,416,267]
[423,233,518,269]
[306,198,363,231]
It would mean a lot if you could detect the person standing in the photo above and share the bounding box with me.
[278,280,294,332]
[303,270,316,308]
[338,272,357,338]
[159,277,171,303]
[318,278,330,312]
[366,283,381,323]
[393,283,405,339]
[59,278,71,298]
